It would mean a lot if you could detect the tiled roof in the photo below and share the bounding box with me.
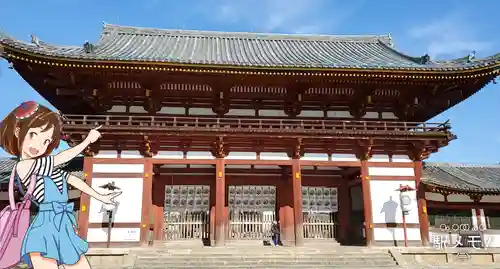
[422,163,500,194]
[0,157,84,189]
[1,24,499,71]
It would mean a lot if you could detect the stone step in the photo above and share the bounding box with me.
[137,255,394,262]
[136,258,396,264]
[131,263,401,269]
[133,251,392,255]
[131,249,391,255]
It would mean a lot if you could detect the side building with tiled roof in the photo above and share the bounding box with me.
[422,163,500,247]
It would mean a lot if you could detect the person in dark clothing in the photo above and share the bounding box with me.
[271,221,280,246]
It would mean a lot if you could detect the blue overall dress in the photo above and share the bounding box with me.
[20,175,89,266]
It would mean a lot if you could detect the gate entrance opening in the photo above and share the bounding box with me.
[228,185,276,240]
[164,185,210,240]
[302,186,339,240]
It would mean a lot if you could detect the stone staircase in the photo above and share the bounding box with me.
[126,241,401,269]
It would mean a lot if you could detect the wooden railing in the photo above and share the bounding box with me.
[62,114,452,136]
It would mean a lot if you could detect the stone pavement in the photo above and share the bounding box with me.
[11,242,500,269]
[102,242,401,268]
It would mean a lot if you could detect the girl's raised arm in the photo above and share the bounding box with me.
[53,126,102,167]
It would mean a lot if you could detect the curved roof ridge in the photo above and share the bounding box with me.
[425,162,500,168]
[376,39,426,65]
[102,23,391,43]
[376,37,500,67]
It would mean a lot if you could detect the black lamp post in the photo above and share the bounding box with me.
[100,181,120,248]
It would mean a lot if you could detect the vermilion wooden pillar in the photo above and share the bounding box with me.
[414,161,429,246]
[278,167,294,246]
[152,175,165,241]
[338,175,352,244]
[215,158,226,246]
[360,160,374,246]
[77,157,93,239]
[292,160,304,246]
[140,159,154,245]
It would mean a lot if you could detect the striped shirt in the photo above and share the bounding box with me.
[19,156,70,203]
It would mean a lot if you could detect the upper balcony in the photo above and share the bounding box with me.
[62,114,454,141]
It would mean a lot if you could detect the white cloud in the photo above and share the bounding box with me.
[208,0,362,34]
[407,12,493,59]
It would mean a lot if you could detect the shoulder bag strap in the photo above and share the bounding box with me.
[8,165,17,210]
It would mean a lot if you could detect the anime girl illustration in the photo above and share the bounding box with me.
[0,101,121,269]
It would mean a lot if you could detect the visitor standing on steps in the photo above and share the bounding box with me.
[271,221,280,246]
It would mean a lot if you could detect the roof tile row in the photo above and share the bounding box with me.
[1,24,499,71]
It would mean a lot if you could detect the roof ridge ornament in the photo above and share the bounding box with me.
[467,50,476,63]
[30,34,41,47]
[83,40,95,53]
[387,33,393,47]
[419,54,431,64]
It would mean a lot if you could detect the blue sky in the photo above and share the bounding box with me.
[0,0,499,163]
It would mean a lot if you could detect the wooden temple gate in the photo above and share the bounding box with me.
[2,23,487,247]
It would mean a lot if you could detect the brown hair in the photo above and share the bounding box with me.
[0,103,61,157]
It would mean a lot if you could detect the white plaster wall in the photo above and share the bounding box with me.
[381,112,398,119]
[425,192,445,202]
[374,227,420,241]
[326,111,352,118]
[370,155,390,162]
[370,180,419,224]
[368,167,415,177]
[153,151,184,159]
[120,150,142,159]
[95,150,119,159]
[107,105,126,113]
[129,106,147,113]
[186,151,214,160]
[158,107,184,115]
[481,195,500,203]
[225,152,257,160]
[226,109,255,116]
[259,110,287,117]
[392,155,412,163]
[94,150,142,159]
[88,178,143,224]
[298,110,323,117]
[331,154,357,161]
[189,108,215,115]
[362,112,378,119]
[92,164,144,174]
[259,152,290,160]
[447,194,473,203]
[87,228,140,242]
[300,153,328,161]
